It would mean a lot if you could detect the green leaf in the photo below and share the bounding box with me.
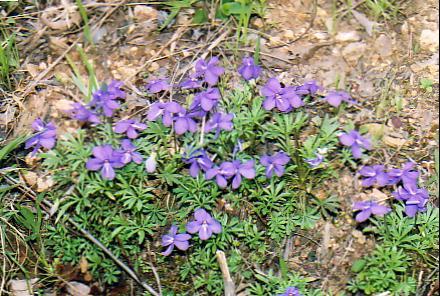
[352,259,367,273]
[192,8,208,24]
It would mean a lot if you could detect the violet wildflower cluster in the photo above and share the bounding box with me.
[278,287,303,296]
[25,118,57,156]
[160,209,222,256]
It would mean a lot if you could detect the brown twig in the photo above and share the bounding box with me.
[216,251,236,296]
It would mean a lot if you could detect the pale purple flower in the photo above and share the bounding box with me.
[324,90,356,107]
[230,160,256,189]
[86,145,125,180]
[146,79,170,94]
[206,162,235,188]
[186,209,222,240]
[194,57,225,86]
[113,119,147,139]
[180,75,204,90]
[182,149,213,177]
[67,103,100,124]
[145,153,157,173]
[191,88,221,112]
[89,81,125,117]
[353,201,391,222]
[295,81,322,96]
[388,162,419,186]
[278,287,302,296]
[173,111,198,135]
[305,153,324,168]
[359,165,390,187]
[205,113,234,138]
[147,102,184,126]
[161,225,191,256]
[118,139,143,164]
[393,183,429,217]
[25,118,57,155]
[339,130,372,159]
[238,57,262,81]
[260,152,290,178]
[261,78,303,112]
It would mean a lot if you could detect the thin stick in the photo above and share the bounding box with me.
[3,176,160,296]
[216,251,236,296]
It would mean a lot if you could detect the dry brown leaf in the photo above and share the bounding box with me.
[22,171,38,187]
[79,257,88,273]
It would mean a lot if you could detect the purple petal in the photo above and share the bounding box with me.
[86,158,103,171]
[355,209,372,222]
[186,221,201,234]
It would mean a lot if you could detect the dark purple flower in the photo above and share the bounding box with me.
[182,148,213,177]
[261,78,303,112]
[230,160,256,189]
[339,130,372,159]
[186,209,222,240]
[260,152,290,178]
[278,286,302,296]
[145,152,157,173]
[191,88,221,113]
[146,79,170,94]
[324,90,356,107]
[353,201,391,222]
[393,183,429,217]
[161,225,191,256]
[89,81,125,117]
[359,165,390,187]
[388,162,419,186]
[173,110,198,135]
[295,81,322,96]
[205,113,234,138]
[205,162,236,188]
[147,102,184,126]
[194,57,225,86]
[118,139,143,164]
[86,144,125,180]
[238,57,262,81]
[305,153,324,168]
[180,75,204,90]
[25,118,57,155]
[113,119,147,139]
[67,103,101,124]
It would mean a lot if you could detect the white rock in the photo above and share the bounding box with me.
[420,29,439,52]
[66,282,90,296]
[374,34,393,57]
[335,31,361,42]
[342,42,367,63]
[9,279,39,296]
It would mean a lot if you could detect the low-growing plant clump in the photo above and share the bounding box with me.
[20,54,438,295]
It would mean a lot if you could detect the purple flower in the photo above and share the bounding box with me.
[173,110,198,135]
[118,139,143,164]
[86,145,125,180]
[191,88,221,112]
[194,57,225,86]
[388,162,419,186]
[359,165,390,187]
[205,113,234,138]
[180,75,204,90]
[305,153,324,168]
[186,209,222,240]
[393,183,429,217]
[182,149,213,177]
[89,81,125,117]
[324,90,356,107]
[278,287,302,296]
[238,57,262,81]
[146,79,170,94]
[161,225,191,256]
[145,152,157,173]
[353,201,391,222]
[230,160,256,189]
[25,118,57,155]
[339,130,372,159]
[147,102,184,126]
[295,81,322,96]
[113,119,147,139]
[67,103,101,124]
[261,78,304,112]
[205,162,236,188]
[260,152,290,178]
